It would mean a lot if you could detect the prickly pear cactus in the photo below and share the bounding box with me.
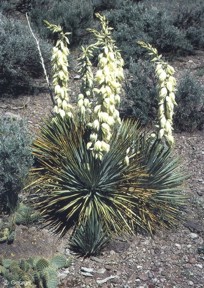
[0,254,71,288]
[0,219,15,244]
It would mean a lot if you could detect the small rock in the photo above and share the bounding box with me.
[81,272,93,277]
[188,281,194,286]
[139,272,148,281]
[188,257,197,264]
[96,268,106,274]
[58,268,70,279]
[152,278,159,284]
[195,264,203,269]
[96,275,119,285]
[90,256,104,263]
[104,264,112,271]
[175,243,181,249]
[65,248,71,255]
[190,233,199,239]
[135,278,141,284]
[197,190,203,196]
[81,267,94,274]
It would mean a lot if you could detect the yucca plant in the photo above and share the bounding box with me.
[27,13,186,255]
[69,210,110,257]
[30,115,185,237]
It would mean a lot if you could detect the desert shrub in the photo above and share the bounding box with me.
[124,59,157,125]
[92,0,119,11]
[173,2,204,49]
[142,8,193,55]
[174,73,204,131]
[0,13,51,97]
[0,116,33,213]
[105,0,204,65]
[105,1,150,64]
[30,0,94,46]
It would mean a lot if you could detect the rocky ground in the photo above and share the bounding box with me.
[0,51,203,288]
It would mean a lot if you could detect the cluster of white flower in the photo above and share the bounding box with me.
[86,14,124,160]
[138,41,177,147]
[77,45,94,122]
[45,21,73,119]
[156,62,177,146]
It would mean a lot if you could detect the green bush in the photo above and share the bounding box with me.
[173,2,204,49]
[105,0,204,65]
[142,8,193,55]
[30,0,94,46]
[0,116,33,213]
[0,13,51,97]
[124,59,157,125]
[174,73,204,131]
[105,1,150,64]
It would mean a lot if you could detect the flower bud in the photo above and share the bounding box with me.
[158,128,164,139]
[94,105,101,114]
[83,99,90,107]
[159,87,168,99]
[166,81,173,92]
[78,93,84,100]
[90,133,98,142]
[101,122,110,134]
[101,141,110,152]
[94,141,102,151]
[166,65,175,75]
[62,99,68,110]
[160,116,166,128]
[106,116,115,126]
[59,108,65,118]
[158,70,167,82]
[78,99,84,108]
[87,142,93,149]
[93,119,100,131]
[80,105,86,115]
[165,120,172,133]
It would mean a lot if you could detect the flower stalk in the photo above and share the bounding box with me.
[87,14,124,159]
[77,45,95,123]
[44,21,73,119]
[138,41,177,147]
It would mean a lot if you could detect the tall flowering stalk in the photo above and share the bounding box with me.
[77,45,95,123]
[138,41,177,147]
[44,21,73,119]
[87,14,124,160]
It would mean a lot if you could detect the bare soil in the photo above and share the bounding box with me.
[0,51,204,288]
